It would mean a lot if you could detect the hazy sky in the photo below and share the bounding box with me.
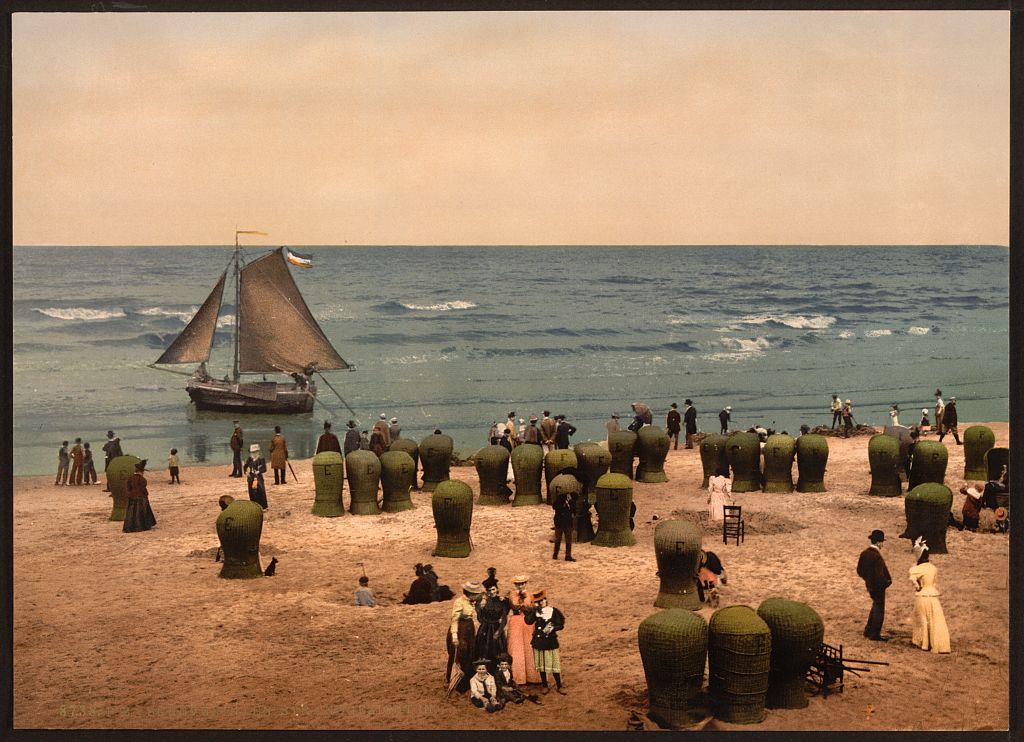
[13,11,1010,246]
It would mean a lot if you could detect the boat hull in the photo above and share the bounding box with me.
[186,378,316,414]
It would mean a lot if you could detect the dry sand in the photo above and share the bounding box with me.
[13,424,1009,731]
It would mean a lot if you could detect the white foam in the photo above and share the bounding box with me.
[400,300,477,312]
[138,306,200,323]
[740,313,836,330]
[907,326,931,335]
[33,307,126,321]
[839,331,855,339]
[719,336,771,353]
[216,314,235,328]
[864,329,893,337]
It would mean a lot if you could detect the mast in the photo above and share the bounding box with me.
[232,231,241,383]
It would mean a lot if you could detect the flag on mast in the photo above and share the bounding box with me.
[286,249,313,268]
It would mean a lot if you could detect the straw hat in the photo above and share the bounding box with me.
[249,443,260,453]
[532,589,546,601]
[511,575,529,585]
[462,581,484,594]
[995,507,1008,521]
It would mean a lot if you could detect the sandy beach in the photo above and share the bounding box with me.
[13,423,1009,731]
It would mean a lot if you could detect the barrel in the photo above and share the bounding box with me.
[699,434,730,489]
[574,442,611,503]
[903,483,953,554]
[380,450,416,512]
[544,449,578,505]
[636,426,671,483]
[510,444,544,506]
[867,434,902,497]
[431,479,474,558]
[726,432,762,493]
[106,455,140,521]
[388,438,419,486]
[419,433,454,492]
[707,605,772,724]
[795,434,828,493]
[345,450,381,515]
[963,426,995,480]
[908,440,948,490]
[638,609,709,729]
[311,451,345,516]
[762,434,796,493]
[216,500,264,579]
[592,473,636,547]
[475,445,511,505]
[608,430,638,479]
[756,598,824,709]
[653,520,703,610]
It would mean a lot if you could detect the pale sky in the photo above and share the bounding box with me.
[12,11,1010,246]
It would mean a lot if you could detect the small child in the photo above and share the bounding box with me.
[494,653,539,705]
[168,448,180,484]
[82,442,98,484]
[469,661,502,712]
[354,575,377,607]
[920,409,931,431]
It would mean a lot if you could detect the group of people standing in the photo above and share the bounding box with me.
[488,411,577,453]
[605,400,699,449]
[229,421,292,511]
[55,430,124,488]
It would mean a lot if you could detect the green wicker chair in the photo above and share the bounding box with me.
[608,430,638,479]
[431,479,474,558]
[699,434,730,489]
[638,609,709,729]
[216,500,264,579]
[756,598,824,709]
[727,432,762,493]
[592,473,636,547]
[867,434,902,497]
[388,438,419,486]
[707,605,772,724]
[511,444,544,507]
[795,434,828,493]
[574,442,611,503]
[476,445,511,505]
[544,449,578,505]
[311,451,345,516]
[963,426,995,480]
[762,435,796,493]
[653,520,703,610]
[380,450,416,512]
[636,426,671,483]
[908,441,948,490]
[106,455,140,521]
[345,450,381,515]
[420,433,454,492]
[902,483,953,554]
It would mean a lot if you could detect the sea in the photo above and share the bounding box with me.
[12,245,1009,477]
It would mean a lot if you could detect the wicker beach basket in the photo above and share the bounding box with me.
[510,444,544,506]
[216,500,264,579]
[907,440,947,490]
[903,483,953,554]
[653,520,703,610]
[756,598,824,709]
[106,454,140,521]
[574,442,611,502]
[699,434,730,489]
[431,479,474,558]
[795,434,828,493]
[707,605,772,724]
[344,450,381,515]
[635,426,671,483]
[867,434,903,497]
[380,450,416,512]
[544,449,578,505]
[762,434,796,493]
[638,608,709,729]
[419,433,454,492]
[608,430,638,479]
[475,445,511,505]
[311,451,345,516]
[388,438,419,483]
[963,426,995,480]
[726,432,762,493]
[592,472,636,547]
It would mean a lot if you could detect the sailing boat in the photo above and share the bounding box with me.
[153,232,352,414]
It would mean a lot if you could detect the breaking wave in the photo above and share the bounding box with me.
[907,326,931,335]
[400,300,477,312]
[864,329,893,337]
[33,307,126,321]
[739,313,836,330]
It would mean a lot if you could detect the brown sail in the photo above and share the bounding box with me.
[238,248,350,374]
[154,271,226,364]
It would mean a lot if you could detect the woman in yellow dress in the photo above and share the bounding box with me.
[908,537,950,654]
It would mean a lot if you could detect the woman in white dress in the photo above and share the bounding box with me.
[707,474,733,521]
[908,537,951,654]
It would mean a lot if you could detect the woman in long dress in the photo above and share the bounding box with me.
[446,582,485,693]
[908,538,951,654]
[123,459,157,533]
[506,575,541,685]
[707,474,733,522]
[473,584,510,671]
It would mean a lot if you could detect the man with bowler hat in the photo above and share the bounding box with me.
[856,529,892,641]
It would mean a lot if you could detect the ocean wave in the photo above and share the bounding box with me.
[32,307,127,321]
[907,326,931,335]
[739,313,836,330]
[136,306,199,323]
[838,331,855,339]
[718,336,771,353]
[864,329,892,337]
[398,300,478,312]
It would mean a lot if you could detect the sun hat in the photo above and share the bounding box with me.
[995,507,1008,521]
[511,575,529,584]
[249,443,260,452]
[379,413,387,419]
[725,406,732,410]
[462,581,485,594]
[922,409,928,414]
[529,416,538,422]
[390,417,398,423]
[532,589,546,601]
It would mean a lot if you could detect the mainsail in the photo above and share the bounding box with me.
[155,270,226,364]
[238,248,350,374]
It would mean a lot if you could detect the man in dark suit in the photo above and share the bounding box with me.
[856,529,892,641]
[554,415,576,450]
[343,420,361,456]
[683,399,698,449]
[315,420,342,454]
[229,422,244,478]
[666,403,682,450]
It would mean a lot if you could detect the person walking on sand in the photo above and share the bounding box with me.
[82,442,98,484]
[167,448,180,484]
[101,430,122,491]
[55,440,70,486]
[666,403,682,450]
[123,459,157,533]
[524,590,567,695]
[841,400,854,437]
[540,411,557,454]
[229,422,244,478]
[707,473,733,522]
[830,394,842,429]
[69,438,84,486]
[934,390,945,436]
[856,529,892,641]
[343,420,361,456]
[244,443,268,510]
[719,406,732,435]
[506,575,541,685]
[938,397,962,444]
[683,399,698,449]
[316,420,342,454]
[908,537,950,653]
[270,425,289,484]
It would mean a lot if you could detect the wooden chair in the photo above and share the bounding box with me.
[723,504,744,545]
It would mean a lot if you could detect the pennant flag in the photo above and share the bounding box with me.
[286,248,313,268]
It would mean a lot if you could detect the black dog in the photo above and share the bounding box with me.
[264,557,278,576]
